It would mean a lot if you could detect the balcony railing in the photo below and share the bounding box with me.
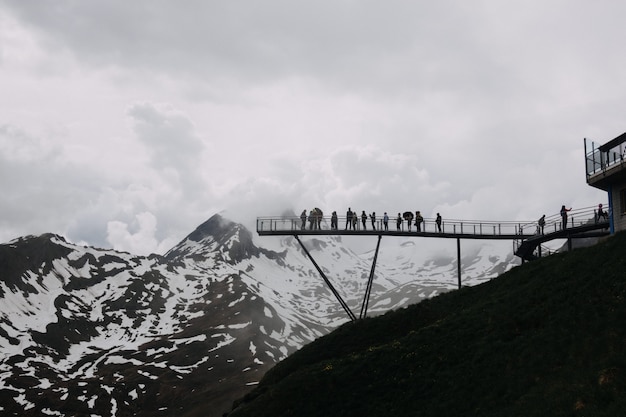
[585,137,626,178]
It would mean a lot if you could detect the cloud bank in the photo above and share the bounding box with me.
[0,1,621,255]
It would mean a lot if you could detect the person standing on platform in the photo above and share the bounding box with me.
[396,213,402,231]
[597,204,608,222]
[538,214,546,234]
[560,205,572,229]
[300,210,307,230]
[352,212,358,230]
[435,213,442,232]
[331,211,338,230]
[370,212,376,230]
[361,210,367,230]
[346,208,353,230]
[415,211,423,232]
[403,211,413,231]
[315,208,323,229]
[383,212,389,231]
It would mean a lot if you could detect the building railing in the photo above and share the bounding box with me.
[585,137,626,178]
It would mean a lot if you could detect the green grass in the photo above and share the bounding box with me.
[226,232,626,417]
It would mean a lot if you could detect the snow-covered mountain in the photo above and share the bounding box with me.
[0,214,519,416]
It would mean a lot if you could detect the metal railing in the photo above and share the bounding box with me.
[533,204,609,234]
[512,204,609,254]
[258,205,608,239]
[259,216,538,237]
[585,138,626,178]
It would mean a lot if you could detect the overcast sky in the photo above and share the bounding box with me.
[0,1,623,255]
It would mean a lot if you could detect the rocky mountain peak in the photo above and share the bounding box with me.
[0,233,73,294]
[165,213,285,265]
[186,213,235,242]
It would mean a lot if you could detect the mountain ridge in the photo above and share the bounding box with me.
[0,213,521,416]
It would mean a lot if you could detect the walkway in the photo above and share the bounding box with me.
[257,205,607,243]
[256,205,609,321]
[257,217,535,239]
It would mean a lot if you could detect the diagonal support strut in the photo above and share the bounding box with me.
[294,235,357,322]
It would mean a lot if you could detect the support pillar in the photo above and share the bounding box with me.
[360,235,382,319]
[457,238,462,289]
[608,184,614,234]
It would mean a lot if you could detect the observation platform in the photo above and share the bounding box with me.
[257,206,608,244]
[256,206,609,321]
[258,217,535,240]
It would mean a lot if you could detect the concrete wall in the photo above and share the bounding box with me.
[611,178,626,232]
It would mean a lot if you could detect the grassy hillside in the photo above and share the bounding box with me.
[225,232,626,417]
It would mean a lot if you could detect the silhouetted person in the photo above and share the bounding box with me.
[538,214,545,234]
[383,212,389,231]
[300,210,307,230]
[346,208,353,230]
[597,204,608,223]
[415,211,423,232]
[370,212,376,230]
[308,209,317,230]
[315,208,323,229]
[361,211,367,230]
[436,213,442,232]
[560,205,571,229]
[396,213,402,231]
[403,211,413,232]
[331,211,338,230]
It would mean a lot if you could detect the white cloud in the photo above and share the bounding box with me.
[106,211,159,255]
[0,1,618,257]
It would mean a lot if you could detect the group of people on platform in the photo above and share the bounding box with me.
[300,207,443,233]
[301,208,324,230]
[302,203,610,235]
